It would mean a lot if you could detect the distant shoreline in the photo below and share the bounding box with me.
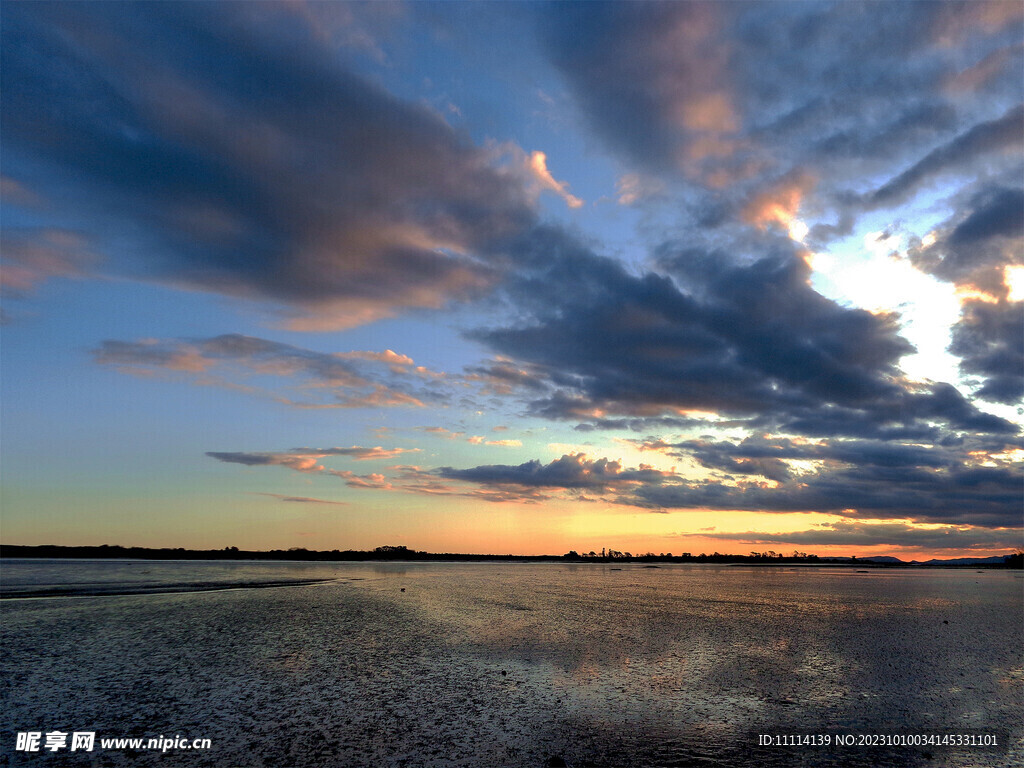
[2,544,1020,568]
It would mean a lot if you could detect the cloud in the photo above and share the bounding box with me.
[949,187,1024,245]
[542,2,742,183]
[256,493,349,506]
[691,521,1023,552]
[944,44,1024,93]
[207,452,325,473]
[950,299,1024,404]
[928,1,1024,48]
[740,170,815,239]
[437,452,671,491]
[390,465,554,504]
[469,226,1015,439]
[430,432,1023,527]
[421,426,466,440]
[0,228,97,294]
[901,185,1024,404]
[266,0,404,63]
[630,458,1022,528]
[868,106,1024,207]
[525,151,583,209]
[540,0,1023,250]
[329,470,392,490]
[207,446,418,472]
[616,173,665,206]
[291,446,419,461]
[2,3,540,328]
[421,426,521,448]
[94,334,445,408]
[208,425,1022,526]
[208,446,415,493]
[910,185,1023,295]
[463,358,550,394]
[647,435,958,475]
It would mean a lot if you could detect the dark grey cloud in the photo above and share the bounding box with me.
[471,227,1015,438]
[910,185,1024,293]
[868,106,1024,207]
[207,451,325,473]
[646,435,955,484]
[573,414,738,434]
[950,299,1024,404]
[692,521,1023,552]
[2,3,537,328]
[438,453,670,491]
[631,462,1021,527]
[642,433,1017,476]
[423,431,1023,526]
[949,187,1024,245]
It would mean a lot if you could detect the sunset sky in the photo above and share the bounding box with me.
[2,1,1022,560]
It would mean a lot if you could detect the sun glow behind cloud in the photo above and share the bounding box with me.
[808,230,964,384]
[1004,265,1024,301]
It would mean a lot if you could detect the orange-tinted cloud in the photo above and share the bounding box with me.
[527,151,584,209]
[741,171,816,238]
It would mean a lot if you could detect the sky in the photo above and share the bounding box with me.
[2,1,1022,560]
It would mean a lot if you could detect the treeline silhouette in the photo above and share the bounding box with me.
[2,544,1021,568]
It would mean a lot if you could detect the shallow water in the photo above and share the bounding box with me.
[1,560,1021,767]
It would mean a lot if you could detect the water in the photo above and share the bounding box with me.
[0,558,348,598]
[1,560,1021,767]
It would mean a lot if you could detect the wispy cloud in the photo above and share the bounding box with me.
[94,335,443,409]
[0,228,97,294]
[208,446,419,473]
[255,493,349,507]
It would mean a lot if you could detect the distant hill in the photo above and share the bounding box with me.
[829,555,1018,566]
[918,555,1013,566]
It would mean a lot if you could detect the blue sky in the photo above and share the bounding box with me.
[2,1,1022,558]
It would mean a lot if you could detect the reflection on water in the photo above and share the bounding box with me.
[0,558,372,596]
[1,561,1021,767]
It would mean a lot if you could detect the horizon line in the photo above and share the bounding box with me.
[1,543,1020,565]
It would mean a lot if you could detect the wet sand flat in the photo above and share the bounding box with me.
[2,562,1022,767]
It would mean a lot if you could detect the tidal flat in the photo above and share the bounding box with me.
[1,561,1021,767]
